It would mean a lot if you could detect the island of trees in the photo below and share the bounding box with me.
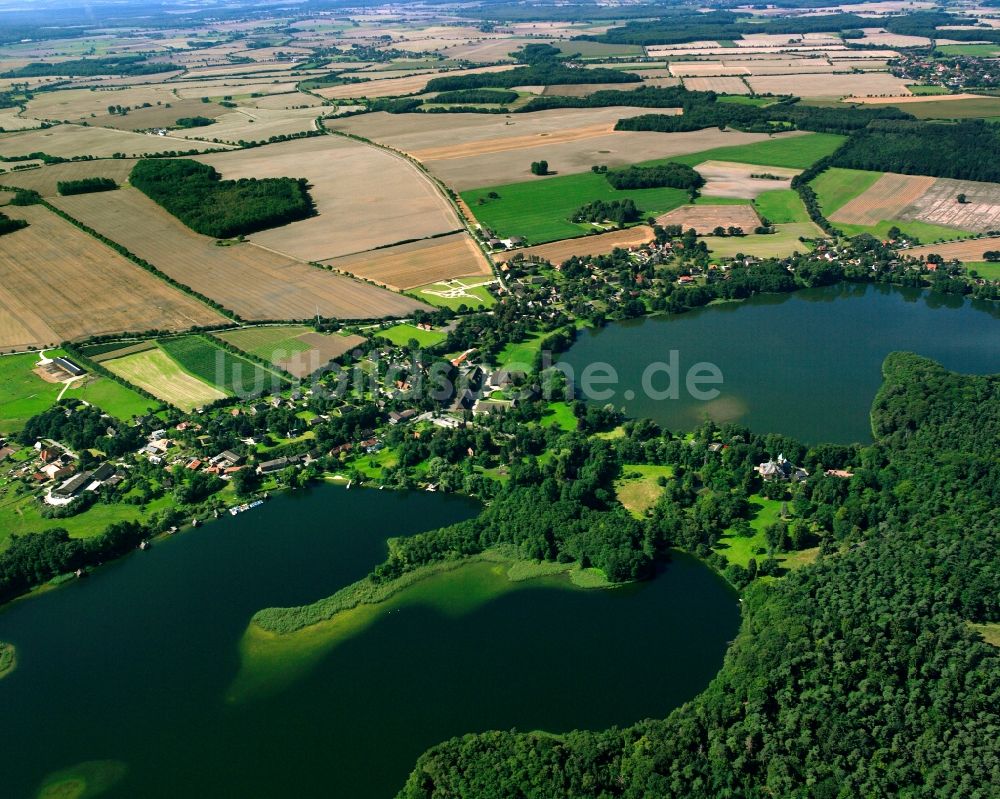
[130,159,314,239]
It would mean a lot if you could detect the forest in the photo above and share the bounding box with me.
[831,120,1000,183]
[399,353,1000,798]
[130,159,314,239]
[1,54,177,78]
[56,177,117,195]
[431,89,519,105]
[605,162,704,191]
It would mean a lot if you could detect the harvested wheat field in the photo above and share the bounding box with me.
[696,161,799,199]
[906,237,1000,263]
[683,76,751,94]
[243,91,326,110]
[51,188,428,321]
[103,347,226,412]
[897,178,1000,233]
[0,124,232,159]
[330,109,786,190]
[747,73,911,98]
[195,136,461,261]
[88,99,229,131]
[656,204,762,234]
[178,107,322,143]
[844,92,985,104]
[0,159,136,197]
[0,110,43,131]
[217,326,367,379]
[323,233,491,290]
[0,204,225,350]
[830,173,937,227]
[495,226,655,265]
[315,65,515,100]
[22,85,180,121]
[671,63,751,77]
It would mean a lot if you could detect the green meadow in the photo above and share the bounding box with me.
[376,324,446,348]
[0,352,66,434]
[462,133,846,244]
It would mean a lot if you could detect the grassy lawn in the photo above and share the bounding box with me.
[968,621,1000,648]
[64,376,158,420]
[462,134,845,245]
[752,189,810,224]
[713,494,785,568]
[615,464,674,518]
[412,280,496,311]
[0,485,172,548]
[966,261,1000,280]
[0,351,66,435]
[704,222,819,259]
[495,332,544,369]
[539,401,578,431]
[717,94,781,106]
[810,167,882,216]
[377,324,446,348]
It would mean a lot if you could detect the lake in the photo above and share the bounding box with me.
[0,485,738,799]
[562,283,1000,443]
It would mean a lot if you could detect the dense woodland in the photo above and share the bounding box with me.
[605,162,703,191]
[571,198,642,226]
[1,54,177,78]
[399,354,1000,798]
[56,177,117,195]
[130,159,314,239]
[831,121,1000,183]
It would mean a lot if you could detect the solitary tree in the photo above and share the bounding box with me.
[530,160,548,176]
[957,193,968,204]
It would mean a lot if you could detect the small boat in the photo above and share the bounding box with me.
[139,540,150,550]
[346,480,353,490]
[191,518,200,528]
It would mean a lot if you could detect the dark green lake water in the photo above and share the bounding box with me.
[0,486,738,799]
[562,283,1000,443]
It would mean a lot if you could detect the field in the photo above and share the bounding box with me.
[323,233,490,290]
[462,134,841,245]
[830,173,937,227]
[0,352,65,433]
[752,189,811,224]
[967,261,1000,280]
[0,159,136,197]
[895,178,1000,233]
[844,95,1000,119]
[906,237,1000,264]
[51,189,426,320]
[494,225,655,265]
[314,65,514,100]
[86,98,229,131]
[465,173,690,244]
[216,326,366,378]
[657,203,762,235]
[0,123,231,159]
[683,76,751,94]
[615,464,674,518]
[539,401,578,431]
[412,278,495,310]
[747,72,911,98]
[159,335,283,396]
[102,346,226,411]
[695,160,799,199]
[63,375,158,419]
[702,222,821,259]
[177,107,323,144]
[935,44,1000,56]
[810,167,882,216]
[327,108,789,190]
[0,204,226,350]
[196,136,461,261]
[376,324,446,348]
